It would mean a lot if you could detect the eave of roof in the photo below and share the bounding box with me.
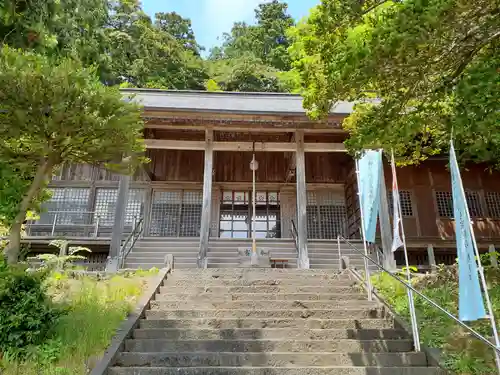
[120,88,356,116]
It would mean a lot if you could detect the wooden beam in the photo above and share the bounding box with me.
[198,129,214,268]
[145,124,346,134]
[145,139,346,152]
[295,130,309,269]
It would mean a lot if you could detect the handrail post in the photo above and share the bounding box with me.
[51,213,58,236]
[337,235,342,271]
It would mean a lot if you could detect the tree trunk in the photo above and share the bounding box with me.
[3,160,54,264]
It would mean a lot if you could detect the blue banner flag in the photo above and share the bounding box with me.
[357,150,382,243]
[450,142,487,321]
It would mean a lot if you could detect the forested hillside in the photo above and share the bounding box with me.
[0,0,300,92]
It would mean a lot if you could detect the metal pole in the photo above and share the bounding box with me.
[454,151,500,372]
[337,235,342,271]
[252,153,257,255]
[392,151,421,352]
[355,158,373,301]
[51,213,58,236]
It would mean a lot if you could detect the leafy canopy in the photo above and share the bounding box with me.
[290,0,500,165]
[0,46,145,262]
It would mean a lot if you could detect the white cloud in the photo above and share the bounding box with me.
[202,0,271,40]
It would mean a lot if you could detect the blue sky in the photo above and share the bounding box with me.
[141,0,319,53]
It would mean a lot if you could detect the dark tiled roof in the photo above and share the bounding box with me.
[121,89,355,115]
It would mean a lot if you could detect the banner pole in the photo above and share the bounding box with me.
[355,158,373,301]
[391,151,421,352]
[451,144,500,371]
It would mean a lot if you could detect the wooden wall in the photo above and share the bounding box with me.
[383,160,500,241]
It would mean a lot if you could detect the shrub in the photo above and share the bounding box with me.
[0,256,63,359]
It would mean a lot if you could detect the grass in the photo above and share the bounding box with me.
[0,268,159,375]
[372,265,500,374]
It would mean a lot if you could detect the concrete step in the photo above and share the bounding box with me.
[140,318,394,330]
[159,286,360,294]
[155,293,368,302]
[124,339,413,353]
[116,352,426,367]
[108,367,446,375]
[132,328,407,341]
[145,308,386,319]
[150,300,378,310]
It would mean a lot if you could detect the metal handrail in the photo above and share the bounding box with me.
[338,235,500,355]
[25,210,102,237]
[119,217,144,268]
[290,219,299,255]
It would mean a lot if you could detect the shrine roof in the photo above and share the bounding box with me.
[121,89,355,115]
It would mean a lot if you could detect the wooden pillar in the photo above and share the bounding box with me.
[295,130,309,269]
[198,129,214,268]
[427,244,436,272]
[379,165,397,270]
[107,174,131,271]
[143,186,153,237]
[489,244,498,268]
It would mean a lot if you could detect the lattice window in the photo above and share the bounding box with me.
[307,191,347,239]
[94,188,145,226]
[435,191,453,218]
[435,190,484,218]
[388,191,414,217]
[179,191,203,237]
[465,191,483,218]
[94,189,117,226]
[150,190,202,237]
[486,192,500,218]
[40,188,90,225]
[125,189,145,225]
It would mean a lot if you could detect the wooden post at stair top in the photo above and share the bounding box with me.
[378,165,396,270]
[295,130,309,269]
[427,244,436,272]
[198,129,214,268]
[109,174,131,260]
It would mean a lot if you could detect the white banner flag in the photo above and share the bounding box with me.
[391,153,404,252]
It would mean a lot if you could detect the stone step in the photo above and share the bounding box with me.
[159,286,359,294]
[108,367,446,375]
[155,293,368,302]
[132,328,407,341]
[116,352,426,367]
[145,308,385,319]
[150,300,378,310]
[124,339,413,353]
[125,263,196,270]
[167,272,351,281]
[166,279,357,287]
[174,269,339,274]
[140,318,394,330]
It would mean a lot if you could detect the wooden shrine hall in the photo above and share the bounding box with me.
[24,89,500,270]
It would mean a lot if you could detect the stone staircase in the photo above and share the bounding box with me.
[108,269,445,375]
[124,238,377,271]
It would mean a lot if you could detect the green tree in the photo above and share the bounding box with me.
[0,47,145,264]
[290,0,500,165]
[208,54,287,92]
[154,11,203,55]
[213,1,295,71]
